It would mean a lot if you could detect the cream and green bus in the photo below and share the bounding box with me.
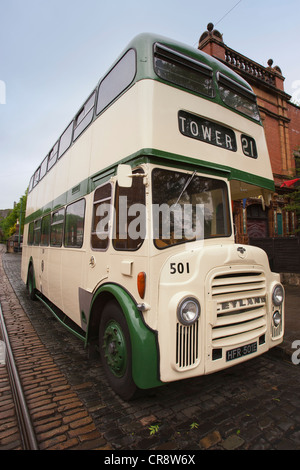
[21,33,284,399]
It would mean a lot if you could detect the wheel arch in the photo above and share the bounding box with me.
[87,283,162,390]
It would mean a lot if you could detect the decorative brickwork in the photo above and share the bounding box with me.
[198,24,300,239]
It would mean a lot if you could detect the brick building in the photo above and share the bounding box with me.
[198,23,300,244]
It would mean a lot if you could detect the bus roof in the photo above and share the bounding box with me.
[109,32,255,96]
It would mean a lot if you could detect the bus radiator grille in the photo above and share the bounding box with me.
[210,270,267,347]
[176,321,199,369]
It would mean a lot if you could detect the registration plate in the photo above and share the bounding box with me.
[226,342,257,362]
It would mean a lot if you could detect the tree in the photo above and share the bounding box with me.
[0,190,27,241]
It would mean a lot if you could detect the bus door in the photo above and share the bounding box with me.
[86,183,113,293]
[36,216,49,298]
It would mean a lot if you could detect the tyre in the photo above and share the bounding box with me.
[99,300,136,400]
[27,265,37,300]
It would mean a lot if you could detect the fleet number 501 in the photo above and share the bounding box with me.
[170,262,190,275]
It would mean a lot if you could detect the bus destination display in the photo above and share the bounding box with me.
[178,110,237,152]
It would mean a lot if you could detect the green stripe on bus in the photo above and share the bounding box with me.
[24,147,274,225]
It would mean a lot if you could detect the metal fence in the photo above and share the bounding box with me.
[249,237,300,273]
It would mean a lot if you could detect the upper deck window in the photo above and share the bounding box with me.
[47,142,59,171]
[73,92,96,141]
[58,122,73,158]
[28,176,34,193]
[96,49,136,115]
[218,73,260,121]
[154,43,214,98]
[40,156,48,180]
[33,168,40,188]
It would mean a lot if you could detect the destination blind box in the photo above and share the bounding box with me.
[178,110,257,158]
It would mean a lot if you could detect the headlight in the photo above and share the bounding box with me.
[177,297,200,326]
[272,284,284,306]
[273,310,282,327]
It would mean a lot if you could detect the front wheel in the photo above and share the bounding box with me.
[99,301,136,400]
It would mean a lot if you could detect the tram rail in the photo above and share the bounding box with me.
[0,302,38,450]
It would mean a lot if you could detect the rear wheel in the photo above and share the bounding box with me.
[99,300,136,400]
[27,265,37,300]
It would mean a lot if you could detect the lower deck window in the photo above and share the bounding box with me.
[113,169,146,251]
[91,183,112,250]
[50,209,65,247]
[41,214,51,246]
[64,199,85,248]
[28,222,34,245]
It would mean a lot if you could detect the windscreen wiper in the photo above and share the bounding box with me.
[175,171,197,206]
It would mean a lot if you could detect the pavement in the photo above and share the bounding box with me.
[273,283,300,364]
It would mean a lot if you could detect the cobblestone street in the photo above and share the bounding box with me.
[1,248,300,451]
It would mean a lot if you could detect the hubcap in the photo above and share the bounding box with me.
[102,320,127,377]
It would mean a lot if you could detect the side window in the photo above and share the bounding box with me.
[64,199,85,248]
[40,156,48,180]
[58,122,73,158]
[91,183,112,250]
[28,176,34,193]
[41,214,51,246]
[28,222,34,245]
[73,92,96,141]
[96,49,136,115]
[113,169,146,251]
[50,209,65,247]
[33,168,40,188]
[47,142,59,171]
[33,219,41,245]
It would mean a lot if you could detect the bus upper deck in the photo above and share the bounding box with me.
[25,33,274,222]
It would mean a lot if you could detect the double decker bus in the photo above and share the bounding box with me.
[21,33,284,399]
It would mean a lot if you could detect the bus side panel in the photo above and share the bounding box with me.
[47,248,63,311]
[61,249,85,326]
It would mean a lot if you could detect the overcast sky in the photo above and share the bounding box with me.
[1,0,300,209]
